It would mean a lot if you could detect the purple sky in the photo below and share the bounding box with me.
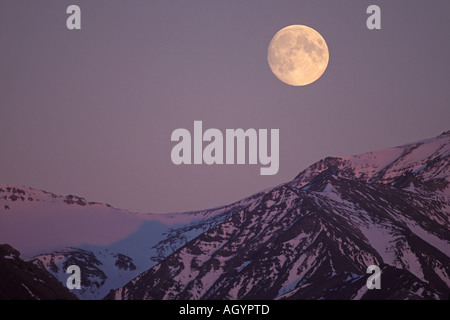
[1,1,449,213]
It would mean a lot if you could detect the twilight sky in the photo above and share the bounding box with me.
[1,1,449,213]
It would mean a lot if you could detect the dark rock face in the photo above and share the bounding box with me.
[0,244,78,300]
[64,195,87,206]
[114,254,137,271]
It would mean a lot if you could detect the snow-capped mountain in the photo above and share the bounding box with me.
[0,185,249,299]
[1,131,449,300]
[106,131,450,300]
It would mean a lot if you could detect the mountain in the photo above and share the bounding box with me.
[105,130,450,300]
[1,131,449,300]
[0,244,77,300]
[0,184,249,299]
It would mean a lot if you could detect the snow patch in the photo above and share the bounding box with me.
[277,278,302,297]
[404,220,450,257]
[359,224,398,264]
[434,267,450,287]
[237,261,251,273]
[352,284,368,300]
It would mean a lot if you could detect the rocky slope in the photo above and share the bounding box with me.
[0,244,77,300]
[106,131,450,300]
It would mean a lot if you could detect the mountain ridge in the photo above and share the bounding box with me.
[105,130,450,300]
[1,130,449,299]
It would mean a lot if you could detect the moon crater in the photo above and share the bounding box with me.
[268,25,329,86]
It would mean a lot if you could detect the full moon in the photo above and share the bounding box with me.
[268,25,329,86]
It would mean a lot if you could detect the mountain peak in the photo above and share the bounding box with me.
[0,184,114,210]
[294,131,450,196]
